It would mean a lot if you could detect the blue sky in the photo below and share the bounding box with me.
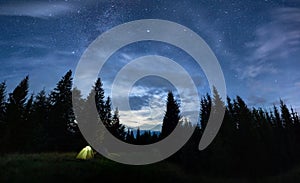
[0,0,300,129]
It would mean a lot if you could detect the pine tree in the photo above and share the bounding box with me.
[291,107,299,125]
[72,87,85,119]
[125,129,135,144]
[0,82,6,149]
[22,94,34,151]
[31,89,51,151]
[79,89,105,148]
[136,127,141,144]
[94,78,106,121]
[280,100,295,162]
[103,97,112,128]
[232,95,255,174]
[234,96,252,132]
[71,87,85,135]
[280,100,292,128]
[211,86,225,118]
[125,128,131,143]
[273,105,282,128]
[200,94,211,130]
[48,70,75,151]
[24,94,34,122]
[5,76,29,152]
[110,108,125,140]
[161,91,181,138]
[0,82,6,122]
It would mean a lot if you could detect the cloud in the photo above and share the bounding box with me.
[246,7,300,62]
[119,90,167,130]
[0,1,74,18]
[234,7,300,80]
[114,84,199,130]
[100,55,202,129]
[236,62,278,79]
[247,95,267,106]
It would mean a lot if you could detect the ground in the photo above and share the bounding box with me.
[0,153,299,183]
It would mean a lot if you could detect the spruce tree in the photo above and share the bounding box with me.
[5,76,29,152]
[280,100,292,128]
[136,127,141,144]
[103,97,112,128]
[273,105,282,128]
[110,108,125,140]
[125,128,131,143]
[48,70,75,151]
[130,130,135,144]
[94,78,106,121]
[200,94,212,130]
[79,89,105,147]
[0,82,6,123]
[161,91,181,138]
[125,129,135,144]
[0,82,7,147]
[31,89,51,151]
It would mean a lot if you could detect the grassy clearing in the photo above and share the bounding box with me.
[0,153,299,183]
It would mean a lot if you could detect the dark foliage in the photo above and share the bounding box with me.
[1,71,300,178]
[161,91,181,139]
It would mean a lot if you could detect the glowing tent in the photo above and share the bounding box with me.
[76,146,94,160]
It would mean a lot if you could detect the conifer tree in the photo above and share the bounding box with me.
[136,127,141,144]
[161,91,181,138]
[0,82,6,123]
[110,108,125,140]
[48,70,75,151]
[103,96,112,128]
[5,76,29,152]
[280,100,292,128]
[31,89,51,151]
[94,78,106,121]
[0,82,7,147]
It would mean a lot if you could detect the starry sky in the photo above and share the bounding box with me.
[0,0,300,130]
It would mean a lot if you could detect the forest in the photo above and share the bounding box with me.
[1,70,300,178]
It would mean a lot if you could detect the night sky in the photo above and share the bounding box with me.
[0,0,300,130]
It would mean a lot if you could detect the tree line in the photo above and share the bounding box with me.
[174,87,300,177]
[1,70,300,177]
[0,70,177,152]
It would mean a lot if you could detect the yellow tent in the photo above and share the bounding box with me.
[76,146,94,160]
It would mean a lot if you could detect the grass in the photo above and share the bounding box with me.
[0,153,300,183]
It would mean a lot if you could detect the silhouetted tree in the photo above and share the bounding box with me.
[125,129,135,144]
[21,94,34,151]
[5,76,29,152]
[72,87,85,119]
[94,78,106,121]
[200,94,211,130]
[291,107,299,125]
[273,105,282,128]
[161,91,180,138]
[0,82,6,122]
[30,89,51,152]
[0,82,7,147]
[77,89,104,148]
[136,127,141,144]
[3,70,300,178]
[48,70,76,151]
[280,100,292,128]
[110,108,125,140]
[103,97,112,128]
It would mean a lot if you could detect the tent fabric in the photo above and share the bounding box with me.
[76,146,94,160]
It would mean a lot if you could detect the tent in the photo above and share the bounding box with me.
[76,146,94,160]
